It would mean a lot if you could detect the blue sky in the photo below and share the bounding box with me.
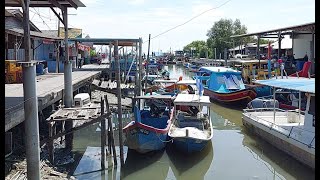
[26,0,314,53]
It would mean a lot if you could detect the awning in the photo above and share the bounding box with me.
[254,77,315,94]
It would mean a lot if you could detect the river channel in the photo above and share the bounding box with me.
[68,64,314,180]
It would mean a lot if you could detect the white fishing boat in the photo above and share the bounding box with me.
[242,77,315,169]
[168,93,213,153]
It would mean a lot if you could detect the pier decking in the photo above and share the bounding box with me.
[5,64,108,132]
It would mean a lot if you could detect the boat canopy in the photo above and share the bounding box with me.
[176,80,197,85]
[174,94,211,106]
[254,78,315,94]
[135,95,174,100]
[153,79,178,83]
[199,67,241,74]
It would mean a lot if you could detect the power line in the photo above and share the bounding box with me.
[150,0,232,40]
[140,0,232,51]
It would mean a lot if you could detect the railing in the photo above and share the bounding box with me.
[243,108,315,149]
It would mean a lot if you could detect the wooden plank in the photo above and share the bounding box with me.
[40,112,111,146]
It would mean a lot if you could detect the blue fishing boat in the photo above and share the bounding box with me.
[195,67,257,105]
[123,95,174,153]
[168,92,213,154]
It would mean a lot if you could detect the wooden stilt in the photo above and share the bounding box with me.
[101,97,106,169]
[105,95,117,167]
[48,120,54,164]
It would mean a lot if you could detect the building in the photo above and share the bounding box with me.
[5,9,62,62]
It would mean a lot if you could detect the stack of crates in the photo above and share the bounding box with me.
[5,60,17,84]
[5,60,23,84]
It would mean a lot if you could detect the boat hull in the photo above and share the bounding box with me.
[171,137,209,154]
[123,122,169,153]
[204,87,257,104]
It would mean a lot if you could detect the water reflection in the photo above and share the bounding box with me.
[121,149,170,180]
[166,141,214,180]
[242,129,315,180]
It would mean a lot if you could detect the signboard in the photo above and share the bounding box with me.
[78,43,90,52]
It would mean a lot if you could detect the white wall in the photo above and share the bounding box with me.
[293,33,313,59]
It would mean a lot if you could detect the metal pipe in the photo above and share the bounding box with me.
[298,91,301,123]
[115,40,124,166]
[22,1,41,179]
[257,35,260,71]
[273,87,276,124]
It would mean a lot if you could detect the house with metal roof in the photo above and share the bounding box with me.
[5,9,62,62]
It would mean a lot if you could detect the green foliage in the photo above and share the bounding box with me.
[183,40,209,58]
[206,18,250,57]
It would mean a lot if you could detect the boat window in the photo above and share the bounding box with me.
[75,101,80,106]
[83,98,90,105]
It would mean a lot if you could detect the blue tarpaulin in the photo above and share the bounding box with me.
[255,78,315,94]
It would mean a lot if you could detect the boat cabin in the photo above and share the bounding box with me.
[197,67,246,93]
[74,93,91,107]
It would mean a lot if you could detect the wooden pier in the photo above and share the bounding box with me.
[5,64,107,132]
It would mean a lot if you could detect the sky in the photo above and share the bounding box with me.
[22,0,315,53]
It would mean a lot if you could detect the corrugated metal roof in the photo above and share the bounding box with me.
[5,0,85,8]
[6,28,63,40]
[231,22,315,38]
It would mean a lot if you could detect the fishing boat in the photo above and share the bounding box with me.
[168,93,213,154]
[242,77,315,169]
[123,95,174,153]
[247,89,307,111]
[196,67,257,105]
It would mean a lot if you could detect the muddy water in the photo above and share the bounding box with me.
[69,64,314,180]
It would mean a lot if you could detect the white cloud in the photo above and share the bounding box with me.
[128,0,146,5]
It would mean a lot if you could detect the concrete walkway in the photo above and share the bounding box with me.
[5,63,108,132]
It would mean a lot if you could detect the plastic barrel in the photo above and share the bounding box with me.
[36,64,44,75]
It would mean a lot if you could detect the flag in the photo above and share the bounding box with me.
[196,75,204,96]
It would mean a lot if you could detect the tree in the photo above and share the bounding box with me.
[206,18,250,58]
[183,40,209,58]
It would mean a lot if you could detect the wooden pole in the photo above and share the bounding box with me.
[105,95,117,167]
[48,121,55,164]
[56,42,60,73]
[138,38,142,96]
[14,36,17,60]
[145,34,151,90]
[100,97,106,169]
[114,40,124,166]
[5,33,8,60]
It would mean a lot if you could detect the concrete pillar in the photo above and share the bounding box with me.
[63,7,73,150]
[22,1,41,179]
[63,7,72,107]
